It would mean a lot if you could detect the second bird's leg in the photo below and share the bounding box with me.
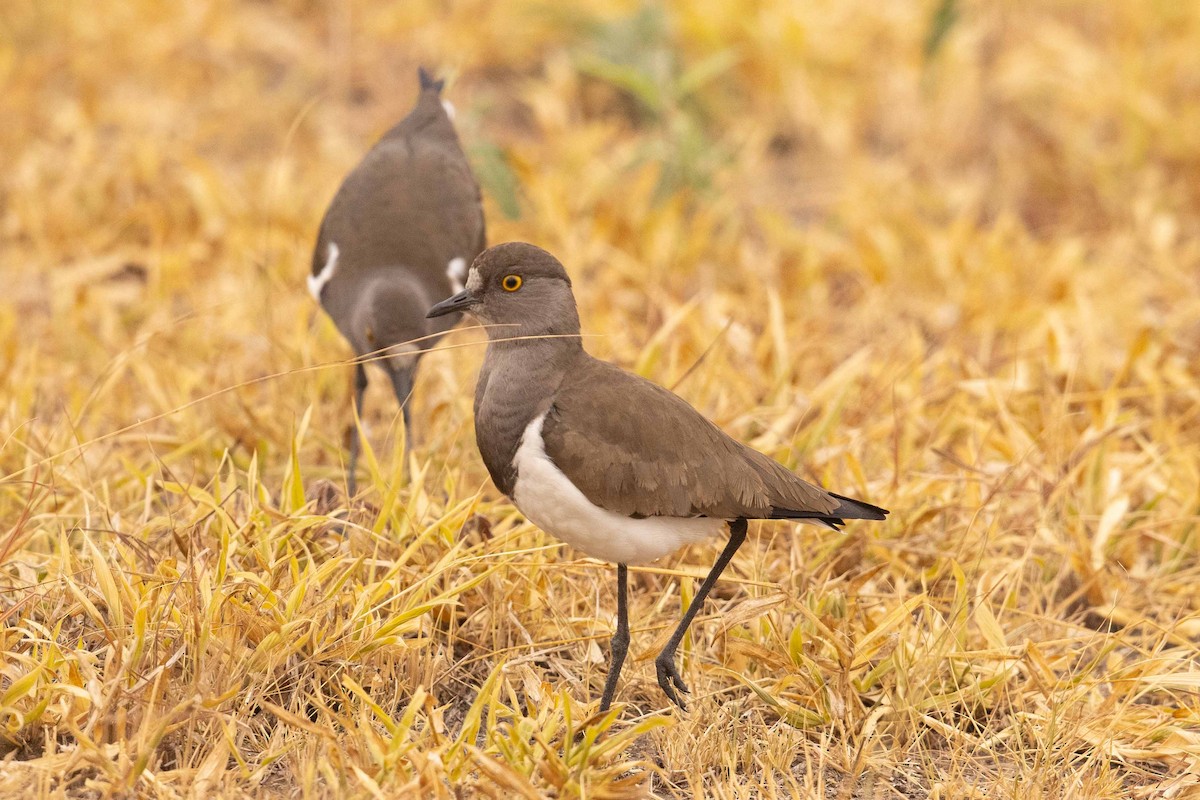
[654,518,747,710]
[388,366,415,462]
[346,363,368,498]
[598,563,630,713]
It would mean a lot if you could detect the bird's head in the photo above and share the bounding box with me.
[427,242,580,343]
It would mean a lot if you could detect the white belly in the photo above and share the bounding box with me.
[511,413,727,564]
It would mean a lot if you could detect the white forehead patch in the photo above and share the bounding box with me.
[441,99,456,121]
[446,257,466,293]
[308,241,339,301]
[466,267,483,293]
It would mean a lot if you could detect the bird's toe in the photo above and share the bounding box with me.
[655,655,690,709]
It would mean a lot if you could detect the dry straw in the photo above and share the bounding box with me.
[2,1,1199,797]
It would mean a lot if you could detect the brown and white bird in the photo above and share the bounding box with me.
[428,242,888,712]
[311,68,485,495]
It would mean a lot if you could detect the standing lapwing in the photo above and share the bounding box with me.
[311,68,485,496]
[427,242,888,712]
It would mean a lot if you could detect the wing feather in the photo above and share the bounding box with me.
[540,358,842,519]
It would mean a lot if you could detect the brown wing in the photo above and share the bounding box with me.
[539,357,841,519]
[318,134,483,276]
[397,129,486,268]
[312,75,484,284]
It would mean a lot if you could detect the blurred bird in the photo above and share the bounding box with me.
[311,67,485,496]
[428,242,888,712]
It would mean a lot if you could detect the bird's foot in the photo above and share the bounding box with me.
[655,652,690,710]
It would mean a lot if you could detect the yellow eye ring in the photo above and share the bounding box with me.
[501,274,523,292]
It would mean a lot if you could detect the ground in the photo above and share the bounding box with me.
[2,1,1200,798]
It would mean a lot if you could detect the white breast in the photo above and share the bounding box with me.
[511,413,726,565]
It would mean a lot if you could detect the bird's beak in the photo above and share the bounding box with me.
[426,290,477,319]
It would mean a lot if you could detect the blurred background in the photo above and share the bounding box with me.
[3,1,1198,464]
[2,1,1200,796]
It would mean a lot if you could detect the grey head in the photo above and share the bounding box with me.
[427,242,580,344]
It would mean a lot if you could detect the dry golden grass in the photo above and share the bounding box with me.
[3,1,1200,797]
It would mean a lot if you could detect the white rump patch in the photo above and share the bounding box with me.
[308,242,339,301]
[441,99,456,120]
[512,413,725,564]
[447,257,467,293]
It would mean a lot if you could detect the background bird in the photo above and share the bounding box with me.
[428,242,888,712]
[311,67,485,496]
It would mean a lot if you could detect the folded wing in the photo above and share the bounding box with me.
[539,357,884,524]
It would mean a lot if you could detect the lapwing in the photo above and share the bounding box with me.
[428,242,888,712]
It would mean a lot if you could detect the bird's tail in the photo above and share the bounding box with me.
[770,493,889,530]
[826,493,889,521]
[417,66,445,94]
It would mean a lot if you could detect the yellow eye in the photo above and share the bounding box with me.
[501,274,523,292]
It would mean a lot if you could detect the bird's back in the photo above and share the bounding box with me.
[312,80,485,346]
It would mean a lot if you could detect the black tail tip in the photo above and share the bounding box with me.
[417,67,445,94]
[828,492,890,521]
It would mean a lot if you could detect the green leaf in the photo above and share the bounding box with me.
[470,142,522,220]
[924,0,960,60]
[676,49,740,100]
[576,54,662,114]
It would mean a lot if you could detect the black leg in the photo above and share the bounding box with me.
[388,366,415,465]
[346,363,368,498]
[599,563,630,713]
[655,518,747,710]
